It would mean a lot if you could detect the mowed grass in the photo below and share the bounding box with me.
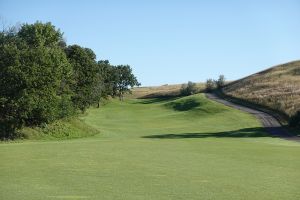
[1,94,300,200]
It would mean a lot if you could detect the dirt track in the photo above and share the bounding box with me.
[205,93,299,142]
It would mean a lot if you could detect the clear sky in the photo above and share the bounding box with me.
[1,0,300,86]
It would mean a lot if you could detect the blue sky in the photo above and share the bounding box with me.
[1,0,300,86]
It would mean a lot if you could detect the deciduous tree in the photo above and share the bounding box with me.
[65,45,99,111]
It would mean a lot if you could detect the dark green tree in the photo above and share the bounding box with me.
[17,21,64,47]
[0,22,72,138]
[0,35,24,138]
[0,21,141,139]
[113,65,140,101]
[21,46,73,124]
[93,60,114,107]
[65,45,99,112]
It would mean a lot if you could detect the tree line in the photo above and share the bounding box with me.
[205,75,225,92]
[0,22,140,139]
[178,75,226,97]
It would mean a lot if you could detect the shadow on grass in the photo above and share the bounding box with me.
[136,97,180,104]
[137,97,202,112]
[165,98,201,111]
[142,127,280,139]
[138,92,180,99]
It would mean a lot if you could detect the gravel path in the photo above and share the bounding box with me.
[205,93,299,142]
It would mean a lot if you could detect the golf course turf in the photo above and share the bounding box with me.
[1,94,299,200]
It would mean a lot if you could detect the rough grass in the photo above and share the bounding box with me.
[223,60,300,117]
[1,94,299,200]
[19,117,99,140]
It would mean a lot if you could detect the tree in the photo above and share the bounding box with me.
[216,75,226,88]
[206,78,216,92]
[17,22,73,124]
[65,45,99,112]
[180,81,197,96]
[113,65,140,101]
[0,22,72,138]
[0,45,72,137]
[91,60,110,108]
[92,60,121,108]
[17,21,64,47]
[0,35,24,138]
[0,21,141,138]
[97,60,115,97]
[22,46,73,124]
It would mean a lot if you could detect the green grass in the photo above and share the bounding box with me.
[19,117,99,140]
[1,94,300,200]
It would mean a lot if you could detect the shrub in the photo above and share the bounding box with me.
[206,79,216,92]
[180,81,197,96]
[216,75,226,88]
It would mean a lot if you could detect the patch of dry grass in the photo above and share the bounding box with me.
[223,60,300,117]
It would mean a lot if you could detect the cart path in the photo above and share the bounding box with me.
[205,93,300,142]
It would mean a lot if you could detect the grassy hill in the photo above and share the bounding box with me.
[1,94,300,199]
[19,117,99,140]
[222,60,300,117]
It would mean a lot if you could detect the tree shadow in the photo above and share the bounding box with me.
[142,127,285,139]
[135,97,180,104]
[138,92,180,99]
[165,98,201,111]
[137,96,205,112]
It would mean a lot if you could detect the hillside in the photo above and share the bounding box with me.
[222,60,300,117]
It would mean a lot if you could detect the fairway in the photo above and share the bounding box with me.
[0,94,299,200]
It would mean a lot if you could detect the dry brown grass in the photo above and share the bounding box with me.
[223,60,300,117]
[128,83,205,99]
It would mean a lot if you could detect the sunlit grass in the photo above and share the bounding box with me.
[0,94,299,200]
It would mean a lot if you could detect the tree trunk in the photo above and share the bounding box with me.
[119,93,124,101]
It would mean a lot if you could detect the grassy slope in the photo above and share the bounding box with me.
[19,117,99,140]
[1,94,300,200]
[223,60,300,117]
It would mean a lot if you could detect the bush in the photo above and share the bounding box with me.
[289,111,300,127]
[216,75,226,88]
[206,79,216,92]
[180,81,197,96]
